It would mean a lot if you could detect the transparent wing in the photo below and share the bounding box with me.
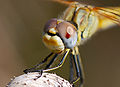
[52,0,75,5]
[52,0,86,6]
[93,7,120,28]
[52,0,120,24]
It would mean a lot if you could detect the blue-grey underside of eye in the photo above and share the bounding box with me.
[62,32,78,49]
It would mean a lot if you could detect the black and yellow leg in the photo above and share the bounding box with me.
[75,47,84,86]
[71,49,80,83]
[23,49,70,73]
[69,53,74,82]
[23,52,54,73]
[43,49,70,72]
[71,47,84,87]
[31,53,59,73]
[44,54,58,69]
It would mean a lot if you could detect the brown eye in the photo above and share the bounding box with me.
[56,21,77,49]
[56,21,76,39]
[66,26,74,39]
[44,18,57,33]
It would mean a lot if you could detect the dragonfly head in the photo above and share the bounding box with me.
[42,18,77,53]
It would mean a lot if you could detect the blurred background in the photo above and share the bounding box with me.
[0,0,120,87]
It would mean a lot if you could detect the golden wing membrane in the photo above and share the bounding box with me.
[53,0,120,23]
[93,7,120,28]
[52,0,75,5]
[52,0,120,29]
[52,0,86,6]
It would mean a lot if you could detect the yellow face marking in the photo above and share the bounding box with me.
[49,28,57,34]
[43,34,59,46]
[42,33,65,53]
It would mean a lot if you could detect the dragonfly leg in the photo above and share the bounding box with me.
[69,53,74,82]
[70,50,80,83]
[70,47,84,87]
[69,53,75,87]
[76,54,84,87]
[75,47,84,86]
[43,49,70,72]
[23,52,54,73]
[44,54,58,69]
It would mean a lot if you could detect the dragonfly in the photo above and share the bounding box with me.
[24,0,120,86]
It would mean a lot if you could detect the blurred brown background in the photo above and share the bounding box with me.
[0,0,120,87]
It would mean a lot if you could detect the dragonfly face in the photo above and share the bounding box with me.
[43,18,78,53]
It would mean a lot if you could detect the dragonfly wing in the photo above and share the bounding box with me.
[97,15,117,29]
[52,0,86,6]
[52,0,75,5]
[93,7,120,29]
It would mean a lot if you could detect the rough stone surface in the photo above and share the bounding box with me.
[7,72,72,87]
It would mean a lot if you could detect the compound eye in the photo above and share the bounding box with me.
[56,21,76,39]
[65,26,74,39]
[44,18,57,33]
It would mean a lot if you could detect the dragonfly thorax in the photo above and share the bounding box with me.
[42,18,78,53]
